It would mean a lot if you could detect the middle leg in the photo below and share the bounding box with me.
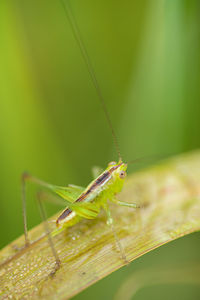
[103,204,128,264]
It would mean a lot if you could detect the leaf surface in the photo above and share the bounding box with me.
[0,151,200,299]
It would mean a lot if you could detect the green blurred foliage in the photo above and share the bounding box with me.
[0,0,200,299]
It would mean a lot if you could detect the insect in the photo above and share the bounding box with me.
[10,0,140,275]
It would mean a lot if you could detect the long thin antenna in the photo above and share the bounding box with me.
[60,0,122,161]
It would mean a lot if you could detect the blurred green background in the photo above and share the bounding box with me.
[0,0,200,299]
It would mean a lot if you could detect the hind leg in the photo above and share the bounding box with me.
[36,191,61,276]
[21,173,61,275]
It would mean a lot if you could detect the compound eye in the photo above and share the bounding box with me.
[119,171,126,179]
[108,161,116,166]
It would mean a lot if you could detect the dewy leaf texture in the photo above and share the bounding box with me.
[0,150,200,299]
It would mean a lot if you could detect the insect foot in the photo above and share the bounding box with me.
[123,255,129,266]
[50,259,61,278]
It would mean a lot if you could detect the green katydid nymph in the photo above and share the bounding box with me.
[22,157,139,274]
[8,0,141,275]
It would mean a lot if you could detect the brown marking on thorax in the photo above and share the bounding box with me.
[76,171,110,203]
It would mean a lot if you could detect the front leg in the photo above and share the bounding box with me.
[110,197,140,208]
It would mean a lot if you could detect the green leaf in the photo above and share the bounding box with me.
[0,150,200,299]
